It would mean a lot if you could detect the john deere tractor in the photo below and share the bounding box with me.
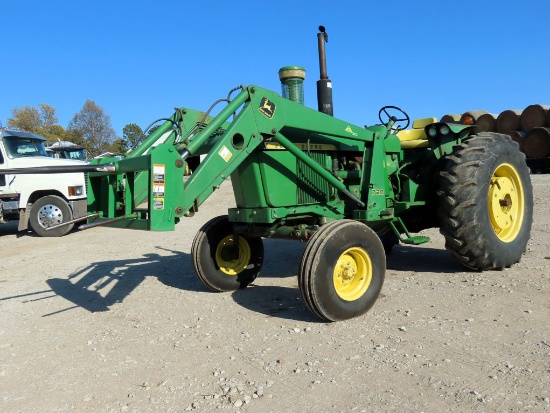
[70,27,533,321]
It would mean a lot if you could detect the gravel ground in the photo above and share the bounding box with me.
[1,174,549,413]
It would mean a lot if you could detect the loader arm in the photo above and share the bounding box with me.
[86,85,391,231]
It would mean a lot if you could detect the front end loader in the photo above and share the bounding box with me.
[82,27,533,321]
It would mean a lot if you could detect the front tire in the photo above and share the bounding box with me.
[192,215,264,291]
[438,132,533,270]
[29,195,74,237]
[299,220,386,321]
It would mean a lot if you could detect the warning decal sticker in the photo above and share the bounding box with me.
[153,164,165,183]
[153,184,165,197]
[153,164,166,208]
[153,198,165,210]
[218,146,233,162]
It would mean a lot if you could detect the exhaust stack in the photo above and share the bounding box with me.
[316,25,333,116]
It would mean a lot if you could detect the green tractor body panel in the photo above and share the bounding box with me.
[83,82,526,266]
[86,85,403,234]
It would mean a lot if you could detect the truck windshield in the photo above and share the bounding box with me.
[4,137,49,158]
[63,149,87,160]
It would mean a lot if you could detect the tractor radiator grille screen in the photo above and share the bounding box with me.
[296,152,329,204]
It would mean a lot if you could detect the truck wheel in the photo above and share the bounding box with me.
[299,220,386,321]
[29,195,74,237]
[438,132,533,270]
[192,215,264,291]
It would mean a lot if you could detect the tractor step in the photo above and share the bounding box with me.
[400,235,430,245]
[389,219,431,245]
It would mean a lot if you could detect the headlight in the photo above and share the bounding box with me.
[68,186,84,196]
[440,125,450,136]
[427,126,437,137]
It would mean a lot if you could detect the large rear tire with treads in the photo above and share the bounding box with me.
[438,132,533,270]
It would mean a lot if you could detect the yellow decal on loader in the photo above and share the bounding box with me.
[153,197,165,210]
[345,126,358,136]
[218,145,233,162]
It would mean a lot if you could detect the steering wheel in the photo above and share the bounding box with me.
[378,106,410,130]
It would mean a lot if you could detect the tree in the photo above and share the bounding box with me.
[64,128,87,147]
[68,99,117,158]
[41,124,67,142]
[38,103,58,128]
[146,124,161,136]
[7,103,69,141]
[122,123,145,152]
[8,103,49,133]
[108,138,128,155]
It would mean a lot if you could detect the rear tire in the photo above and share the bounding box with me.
[299,220,386,321]
[438,132,533,270]
[192,215,264,291]
[29,195,74,237]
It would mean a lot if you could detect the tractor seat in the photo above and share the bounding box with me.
[396,117,437,142]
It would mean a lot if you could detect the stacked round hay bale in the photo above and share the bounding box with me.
[440,114,461,123]
[519,104,549,132]
[453,110,498,132]
[508,130,527,153]
[439,105,550,163]
[519,104,550,159]
[460,110,489,126]
[497,110,524,151]
[523,127,550,159]
[475,113,498,132]
[490,104,550,159]
[497,109,522,134]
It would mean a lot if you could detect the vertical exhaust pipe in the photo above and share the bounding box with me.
[317,25,333,116]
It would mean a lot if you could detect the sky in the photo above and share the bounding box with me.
[2,0,550,137]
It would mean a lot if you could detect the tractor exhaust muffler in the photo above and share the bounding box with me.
[316,25,333,116]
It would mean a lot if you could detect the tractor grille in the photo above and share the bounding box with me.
[296,152,329,204]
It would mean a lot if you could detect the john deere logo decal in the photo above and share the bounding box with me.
[259,97,276,119]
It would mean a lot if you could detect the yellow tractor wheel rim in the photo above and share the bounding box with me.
[488,163,524,242]
[215,235,251,275]
[333,247,372,301]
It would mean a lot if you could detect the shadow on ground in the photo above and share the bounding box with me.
[33,240,317,322]
[2,238,465,320]
[41,246,201,315]
[386,244,466,274]
[231,285,320,323]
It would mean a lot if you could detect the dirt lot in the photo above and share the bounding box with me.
[1,174,549,413]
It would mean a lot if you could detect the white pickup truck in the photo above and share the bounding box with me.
[0,130,88,237]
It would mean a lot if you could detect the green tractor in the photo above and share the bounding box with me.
[81,27,532,321]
